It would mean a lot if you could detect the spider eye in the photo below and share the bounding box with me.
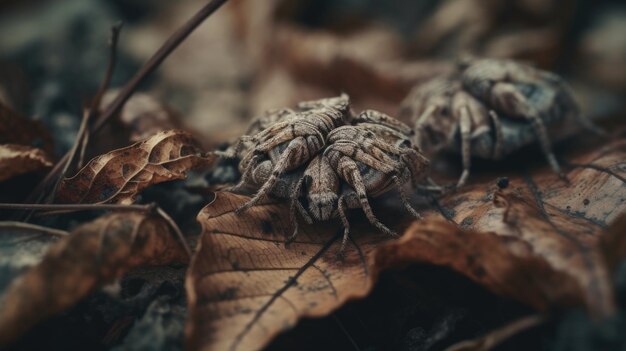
[365,132,374,138]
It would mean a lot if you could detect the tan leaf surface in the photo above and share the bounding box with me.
[0,144,52,181]
[186,192,390,351]
[187,137,625,351]
[0,212,190,347]
[55,129,215,204]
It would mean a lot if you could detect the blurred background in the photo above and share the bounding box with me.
[0,1,625,350]
[0,0,624,155]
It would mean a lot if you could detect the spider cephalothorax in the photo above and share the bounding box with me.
[400,57,601,187]
[225,94,351,212]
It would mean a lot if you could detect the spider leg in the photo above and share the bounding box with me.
[491,82,563,177]
[489,110,503,159]
[327,128,406,164]
[400,149,430,187]
[354,110,414,136]
[413,104,440,149]
[457,105,472,188]
[527,112,563,176]
[327,143,400,174]
[255,124,323,154]
[574,111,606,136]
[286,175,312,244]
[236,137,309,213]
[558,82,605,136]
[416,104,439,129]
[337,156,397,238]
[227,154,260,192]
[337,194,351,255]
[392,175,422,220]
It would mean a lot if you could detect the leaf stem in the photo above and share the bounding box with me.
[0,221,69,237]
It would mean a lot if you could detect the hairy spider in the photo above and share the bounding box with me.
[400,57,601,187]
[222,94,351,213]
[300,110,429,252]
[232,108,431,254]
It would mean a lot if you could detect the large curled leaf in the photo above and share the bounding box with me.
[186,192,391,351]
[187,137,625,351]
[402,138,626,317]
[0,222,65,292]
[0,212,190,347]
[0,144,52,181]
[55,129,215,204]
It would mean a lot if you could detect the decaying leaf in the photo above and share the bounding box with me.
[55,129,216,204]
[0,222,65,293]
[398,137,626,318]
[187,137,625,351]
[186,192,391,351]
[0,102,54,181]
[0,144,52,181]
[0,101,53,155]
[0,212,190,347]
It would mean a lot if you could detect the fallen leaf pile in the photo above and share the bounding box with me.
[186,138,626,350]
[0,212,189,346]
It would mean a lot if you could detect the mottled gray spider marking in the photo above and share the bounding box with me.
[219,96,433,255]
[400,57,601,187]
[225,94,351,213]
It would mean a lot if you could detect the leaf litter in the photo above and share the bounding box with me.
[187,136,625,351]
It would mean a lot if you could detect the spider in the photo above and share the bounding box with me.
[221,94,351,213]
[232,108,431,254]
[400,57,602,187]
[320,119,430,251]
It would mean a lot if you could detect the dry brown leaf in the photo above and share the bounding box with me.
[186,192,390,351]
[0,222,66,293]
[55,129,215,205]
[400,138,626,317]
[0,101,53,155]
[0,144,52,181]
[0,212,190,347]
[186,137,625,351]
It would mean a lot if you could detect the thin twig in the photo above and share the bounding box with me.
[28,0,229,203]
[77,22,124,170]
[156,207,193,258]
[444,314,545,351]
[0,203,153,212]
[92,0,229,133]
[50,23,123,200]
[0,221,69,237]
[0,202,192,258]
